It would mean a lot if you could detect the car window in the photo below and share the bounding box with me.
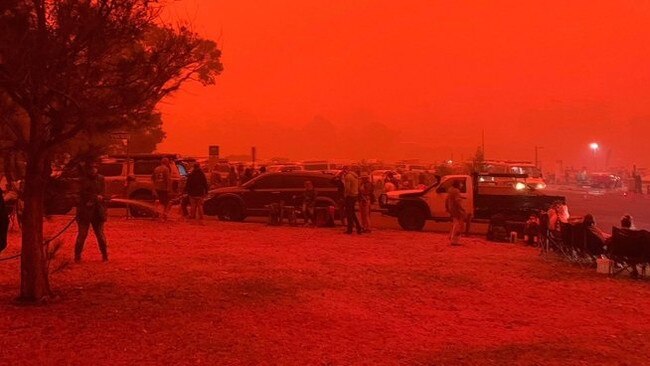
[313,177,337,189]
[284,175,309,189]
[98,163,123,177]
[133,161,159,175]
[304,164,328,171]
[176,163,187,176]
[252,175,285,189]
[437,178,467,193]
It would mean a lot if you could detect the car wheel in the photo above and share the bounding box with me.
[218,199,244,222]
[398,205,426,231]
[129,191,157,218]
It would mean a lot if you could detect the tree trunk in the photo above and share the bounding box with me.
[19,153,51,302]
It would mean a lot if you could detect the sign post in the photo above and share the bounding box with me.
[208,145,220,171]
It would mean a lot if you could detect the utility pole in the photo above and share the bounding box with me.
[534,146,543,168]
[481,129,485,158]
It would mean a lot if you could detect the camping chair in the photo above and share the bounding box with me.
[608,228,650,277]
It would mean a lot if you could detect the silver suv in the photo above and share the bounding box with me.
[99,154,187,216]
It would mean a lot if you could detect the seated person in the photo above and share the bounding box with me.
[621,214,634,229]
[583,214,610,255]
[524,215,540,245]
[548,201,570,233]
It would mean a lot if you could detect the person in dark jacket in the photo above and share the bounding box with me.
[302,180,317,226]
[185,163,209,220]
[74,163,108,262]
[0,187,9,253]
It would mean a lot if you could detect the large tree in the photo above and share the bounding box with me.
[0,0,222,302]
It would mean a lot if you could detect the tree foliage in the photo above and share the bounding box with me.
[0,0,222,301]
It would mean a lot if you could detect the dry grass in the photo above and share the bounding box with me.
[1,217,649,365]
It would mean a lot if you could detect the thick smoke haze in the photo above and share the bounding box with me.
[159,1,650,169]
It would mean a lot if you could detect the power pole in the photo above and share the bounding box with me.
[481,129,485,158]
[534,146,543,168]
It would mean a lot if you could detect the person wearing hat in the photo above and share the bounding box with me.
[74,162,108,262]
[358,173,375,233]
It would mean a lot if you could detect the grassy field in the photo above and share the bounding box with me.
[1,217,649,365]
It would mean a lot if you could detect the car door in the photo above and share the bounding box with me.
[242,174,286,214]
[282,175,312,206]
[427,176,469,219]
[312,176,339,202]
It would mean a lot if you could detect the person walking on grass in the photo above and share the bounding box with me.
[185,163,209,220]
[74,163,108,262]
[152,157,172,219]
[358,174,375,233]
[342,166,363,235]
[446,180,466,246]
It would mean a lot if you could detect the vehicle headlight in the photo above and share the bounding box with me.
[514,182,527,190]
[536,183,546,190]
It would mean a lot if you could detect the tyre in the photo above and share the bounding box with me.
[217,199,245,221]
[129,191,157,218]
[398,205,426,231]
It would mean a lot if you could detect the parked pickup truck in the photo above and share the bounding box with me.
[380,173,565,231]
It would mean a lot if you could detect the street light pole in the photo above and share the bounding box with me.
[589,142,599,171]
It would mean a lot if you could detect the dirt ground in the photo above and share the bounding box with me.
[1,217,650,366]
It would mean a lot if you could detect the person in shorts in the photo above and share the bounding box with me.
[152,158,172,219]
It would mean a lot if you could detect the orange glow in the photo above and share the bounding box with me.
[159,1,650,168]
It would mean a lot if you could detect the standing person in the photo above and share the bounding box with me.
[445,180,466,246]
[0,187,8,253]
[227,166,238,187]
[209,166,223,189]
[358,174,375,233]
[342,166,363,234]
[332,173,347,226]
[242,167,254,184]
[185,163,209,220]
[302,180,316,226]
[74,163,108,262]
[384,177,396,193]
[152,157,172,219]
[236,164,245,185]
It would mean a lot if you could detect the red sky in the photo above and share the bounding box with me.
[159,0,650,170]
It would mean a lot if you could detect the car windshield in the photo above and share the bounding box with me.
[241,174,265,188]
[513,166,542,178]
